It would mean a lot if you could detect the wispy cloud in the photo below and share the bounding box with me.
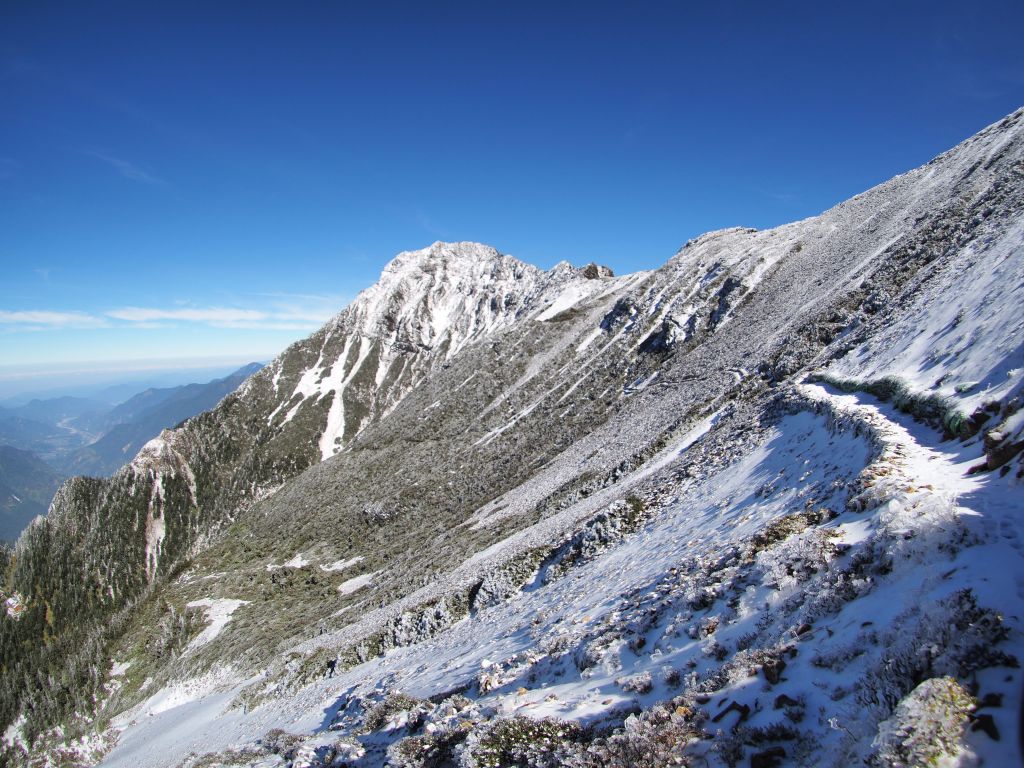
[87,150,166,185]
[0,296,345,335]
[0,310,107,329]
[108,307,266,323]
[107,302,339,330]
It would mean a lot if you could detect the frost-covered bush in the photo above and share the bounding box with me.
[364,692,426,732]
[260,727,305,758]
[876,494,974,563]
[757,528,839,590]
[747,511,817,559]
[179,745,269,768]
[870,677,975,767]
[619,671,653,695]
[580,705,703,767]
[459,716,586,768]
[542,499,648,584]
[472,548,547,610]
[713,721,807,768]
[389,726,467,768]
[858,588,1014,718]
[575,633,625,675]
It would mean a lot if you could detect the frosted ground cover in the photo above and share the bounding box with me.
[102,109,1024,768]
[102,404,867,764]
[105,381,1022,767]
[331,410,870,709]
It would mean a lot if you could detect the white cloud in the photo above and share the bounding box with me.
[0,310,107,328]
[107,307,267,323]
[0,296,346,336]
[106,301,341,330]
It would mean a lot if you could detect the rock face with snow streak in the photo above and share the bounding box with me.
[264,241,591,460]
[2,108,1023,767]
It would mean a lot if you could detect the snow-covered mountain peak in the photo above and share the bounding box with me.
[381,240,527,278]
[339,241,545,354]
[330,241,619,356]
[262,242,587,461]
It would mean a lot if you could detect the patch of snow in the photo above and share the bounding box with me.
[535,283,599,322]
[184,599,249,653]
[320,556,364,573]
[835,518,873,546]
[283,553,310,569]
[102,668,253,768]
[267,554,311,571]
[144,478,165,583]
[2,713,26,750]
[337,572,378,595]
[317,336,372,460]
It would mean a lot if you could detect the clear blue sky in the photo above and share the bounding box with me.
[2,1,1023,378]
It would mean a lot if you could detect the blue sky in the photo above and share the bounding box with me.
[2,1,1023,381]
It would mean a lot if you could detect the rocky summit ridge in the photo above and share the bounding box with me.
[1,107,1023,768]
[264,240,615,461]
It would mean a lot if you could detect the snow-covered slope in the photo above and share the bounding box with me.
[3,108,1023,768]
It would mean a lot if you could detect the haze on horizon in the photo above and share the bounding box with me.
[2,1,1023,384]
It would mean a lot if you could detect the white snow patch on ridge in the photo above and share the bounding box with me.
[535,282,601,322]
[184,598,249,653]
[264,242,626,463]
[320,556,364,572]
[337,572,378,595]
[267,553,310,570]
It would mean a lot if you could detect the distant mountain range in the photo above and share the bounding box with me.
[0,446,64,541]
[0,397,100,463]
[0,363,262,540]
[65,362,263,477]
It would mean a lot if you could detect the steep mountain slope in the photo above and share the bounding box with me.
[65,363,265,477]
[0,447,63,542]
[0,243,609,760]
[1,108,1022,768]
